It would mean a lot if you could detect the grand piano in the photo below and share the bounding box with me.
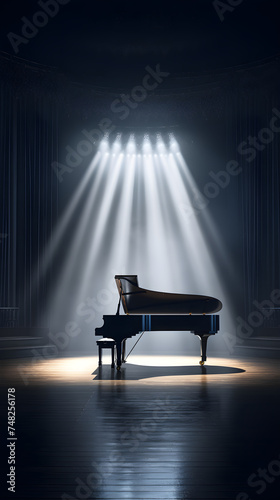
[95,275,222,369]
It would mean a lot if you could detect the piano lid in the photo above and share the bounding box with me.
[115,275,223,315]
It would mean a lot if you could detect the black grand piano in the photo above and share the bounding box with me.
[95,275,222,369]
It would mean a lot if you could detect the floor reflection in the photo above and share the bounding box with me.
[0,355,280,499]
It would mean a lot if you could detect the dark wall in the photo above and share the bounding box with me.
[1,52,280,329]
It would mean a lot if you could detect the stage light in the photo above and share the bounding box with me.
[126,134,136,154]
[169,133,179,153]
[156,133,166,154]
[99,136,109,152]
[143,134,152,154]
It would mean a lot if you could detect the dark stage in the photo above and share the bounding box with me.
[1,0,280,499]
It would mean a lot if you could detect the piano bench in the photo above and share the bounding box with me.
[96,338,116,368]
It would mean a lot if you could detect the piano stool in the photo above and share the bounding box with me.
[96,338,116,368]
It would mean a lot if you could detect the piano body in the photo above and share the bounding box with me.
[95,275,222,369]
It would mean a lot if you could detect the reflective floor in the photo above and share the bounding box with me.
[0,354,280,499]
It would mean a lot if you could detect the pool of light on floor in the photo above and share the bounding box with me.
[1,354,280,386]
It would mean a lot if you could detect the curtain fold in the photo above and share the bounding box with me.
[238,96,280,319]
[0,81,59,326]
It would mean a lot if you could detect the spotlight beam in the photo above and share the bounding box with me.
[47,153,110,325]
[30,152,101,296]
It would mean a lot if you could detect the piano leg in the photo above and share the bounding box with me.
[111,345,115,368]
[116,341,122,370]
[122,339,126,363]
[195,333,211,365]
[98,345,102,367]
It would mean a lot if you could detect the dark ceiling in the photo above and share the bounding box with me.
[1,0,280,86]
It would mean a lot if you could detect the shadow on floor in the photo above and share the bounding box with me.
[92,363,246,380]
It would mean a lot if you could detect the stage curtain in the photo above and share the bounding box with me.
[229,90,280,321]
[0,79,59,326]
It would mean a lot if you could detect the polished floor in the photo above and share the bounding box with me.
[0,354,280,499]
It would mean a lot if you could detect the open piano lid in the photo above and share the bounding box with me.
[115,275,223,315]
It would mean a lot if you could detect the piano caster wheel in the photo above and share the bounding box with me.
[199,361,205,365]
[117,366,121,371]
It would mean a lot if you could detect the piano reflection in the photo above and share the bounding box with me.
[95,275,222,369]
